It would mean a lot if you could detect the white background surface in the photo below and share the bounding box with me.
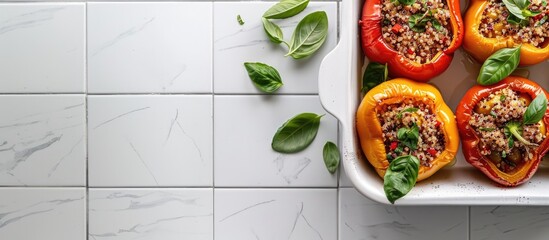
[0,0,546,239]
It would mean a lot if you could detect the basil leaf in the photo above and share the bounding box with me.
[263,0,310,19]
[505,121,537,146]
[501,94,506,101]
[523,94,547,125]
[384,155,420,204]
[477,46,521,86]
[409,14,428,32]
[479,127,495,131]
[398,0,415,5]
[272,113,323,153]
[397,107,419,119]
[286,11,329,59]
[432,19,443,31]
[514,0,529,10]
[361,62,388,93]
[237,15,245,25]
[503,0,526,19]
[244,62,283,93]
[509,137,515,148]
[323,141,340,174]
[543,0,547,7]
[397,123,419,150]
[262,18,284,44]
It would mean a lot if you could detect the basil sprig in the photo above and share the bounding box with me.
[286,11,329,59]
[362,62,388,93]
[272,113,323,153]
[244,62,283,93]
[397,123,420,150]
[502,0,541,24]
[477,46,521,86]
[384,155,420,204]
[503,94,547,146]
[323,141,340,173]
[263,0,310,19]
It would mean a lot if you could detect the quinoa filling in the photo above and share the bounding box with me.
[479,0,549,48]
[469,88,546,173]
[376,98,446,167]
[381,0,453,64]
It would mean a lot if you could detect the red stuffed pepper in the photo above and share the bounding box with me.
[456,77,549,186]
[360,0,464,82]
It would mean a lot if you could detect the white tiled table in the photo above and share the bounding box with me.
[0,1,546,240]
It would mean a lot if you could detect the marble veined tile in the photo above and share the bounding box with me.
[88,2,212,93]
[89,188,213,240]
[0,3,85,93]
[214,95,338,187]
[0,188,86,240]
[0,95,86,186]
[471,206,549,240]
[213,2,338,94]
[88,95,213,187]
[339,188,468,240]
[215,189,337,240]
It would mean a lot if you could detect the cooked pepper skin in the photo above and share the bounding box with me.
[359,0,464,82]
[356,79,460,181]
[463,0,549,66]
[455,77,549,186]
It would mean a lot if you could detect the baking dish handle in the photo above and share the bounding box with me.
[318,0,357,122]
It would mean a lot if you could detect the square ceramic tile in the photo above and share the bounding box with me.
[0,188,86,240]
[214,96,338,187]
[88,95,213,187]
[215,189,337,240]
[471,206,549,240]
[0,95,86,186]
[88,2,212,93]
[213,2,337,94]
[0,3,85,93]
[339,188,468,240]
[89,188,213,240]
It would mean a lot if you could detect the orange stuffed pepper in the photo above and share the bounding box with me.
[463,0,549,65]
[357,79,460,181]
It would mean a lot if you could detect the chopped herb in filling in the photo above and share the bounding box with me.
[469,88,546,173]
[376,98,446,167]
[381,0,453,63]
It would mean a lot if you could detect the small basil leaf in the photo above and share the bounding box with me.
[362,62,388,93]
[262,18,284,44]
[479,127,495,131]
[237,15,245,25]
[409,14,428,32]
[244,62,283,93]
[323,141,340,174]
[263,0,310,19]
[505,121,537,146]
[398,0,415,5]
[432,19,443,31]
[503,0,527,19]
[397,107,419,119]
[543,0,547,7]
[286,11,329,59]
[523,93,547,125]
[272,113,323,153]
[477,46,521,86]
[384,155,420,204]
[397,124,419,150]
[509,137,515,148]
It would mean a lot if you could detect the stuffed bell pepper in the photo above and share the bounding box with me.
[360,0,464,82]
[464,0,549,65]
[456,77,549,186]
[357,79,460,181]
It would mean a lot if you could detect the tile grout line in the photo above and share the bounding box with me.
[85,1,90,240]
[468,206,471,240]
[211,2,216,239]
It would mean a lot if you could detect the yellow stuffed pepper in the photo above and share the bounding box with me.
[463,0,549,65]
[356,79,460,181]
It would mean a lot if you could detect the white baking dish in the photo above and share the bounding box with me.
[319,0,549,205]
